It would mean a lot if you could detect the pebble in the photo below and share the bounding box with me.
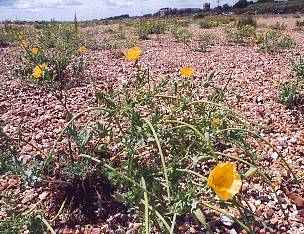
[290,194,304,208]
[255,200,262,206]
[290,137,297,144]
[230,229,237,234]
[271,152,278,160]
[266,208,274,218]
[220,214,234,226]
[21,189,35,204]
[270,217,278,224]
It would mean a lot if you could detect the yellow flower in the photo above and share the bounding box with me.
[207,162,242,201]
[31,47,39,55]
[33,63,48,79]
[211,118,221,128]
[285,32,292,37]
[17,32,23,38]
[124,47,141,61]
[79,45,86,53]
[179,67,194,78]
[274,77,283,86]
[20,41,28,48]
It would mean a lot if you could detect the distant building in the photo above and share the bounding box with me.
[203,3,211,12]
[159,8,170,17]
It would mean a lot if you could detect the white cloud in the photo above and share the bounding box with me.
[105,0,132,7]
[0,0,240,21]
[7,0,84,9]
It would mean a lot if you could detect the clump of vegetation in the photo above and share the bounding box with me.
[198,19,219,29]
[225,25,256,43]
[269,22,287,30]
[278,82,300,106]
[169,19,191,28]
[0,24,30,47]
[15,23,86,91]
[295,20,304,27]
[197,33,216,51]
[136,21,167,39]
[170,27,193,43]
[277,58,304,106]
[255,30,296,52]
[237,17,257,28]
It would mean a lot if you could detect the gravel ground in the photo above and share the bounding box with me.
[0,16,304,233]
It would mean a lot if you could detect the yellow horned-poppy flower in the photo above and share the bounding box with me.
[124,47,140,61]
[207,162,242,201]
[33,63,48,79]
[179,67,194,78]
[79,45,86,53]
[32,47,39,55]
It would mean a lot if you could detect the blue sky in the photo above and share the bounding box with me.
[0,0,240,21]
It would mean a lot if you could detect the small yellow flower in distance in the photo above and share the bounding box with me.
[211,118,221,128]
[124,47,141,61]
[17,32,23,37]
[20,40,28,48]
[79,45,86,53]
[285,32,292,37]
[179,67,194,78]
[274,77,283,86]
[31,47,39,55]
[33,63,48,79]
[207,162,242,201]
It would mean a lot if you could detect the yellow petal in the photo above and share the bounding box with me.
[179,67,194,78]
[79,46,86,53]
[124,47,140,61]
[32,47,39,54]
[207,162,242,201]
[211,118,221,128]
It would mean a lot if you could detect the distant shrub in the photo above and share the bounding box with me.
[103,27,116,34]
[278,82,300,106]
[277,58,304,107]
[199,19,219,29]
[237,17,257,28]
[198,33,216,51]
[100,39,118,50]
[269,22,287,30]
[33,23,45,30]
[256,30,296,52]
[171,27,192,43]
[225,25,256,43]
[292,58,304,83]
[295,20,304,27]
[170,19,191,28]
[136,21,167,40]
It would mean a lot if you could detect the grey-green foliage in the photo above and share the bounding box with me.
[278,82,300,106]
[171,27,192,43]
[292,58,304,83]
[198,33,216,51]
[136,21,167,39]
[0,192,45,234]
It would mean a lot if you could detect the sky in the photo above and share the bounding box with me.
[0,0,241,21]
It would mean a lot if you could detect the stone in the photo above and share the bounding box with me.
[220,214,234,226]
[290,194,304,208]
[266,208,274,218]
[21,189,35,204]
[230,229,237,234]
[270,217,279,224]
[290,137,297,144]
[271,152,278,160]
